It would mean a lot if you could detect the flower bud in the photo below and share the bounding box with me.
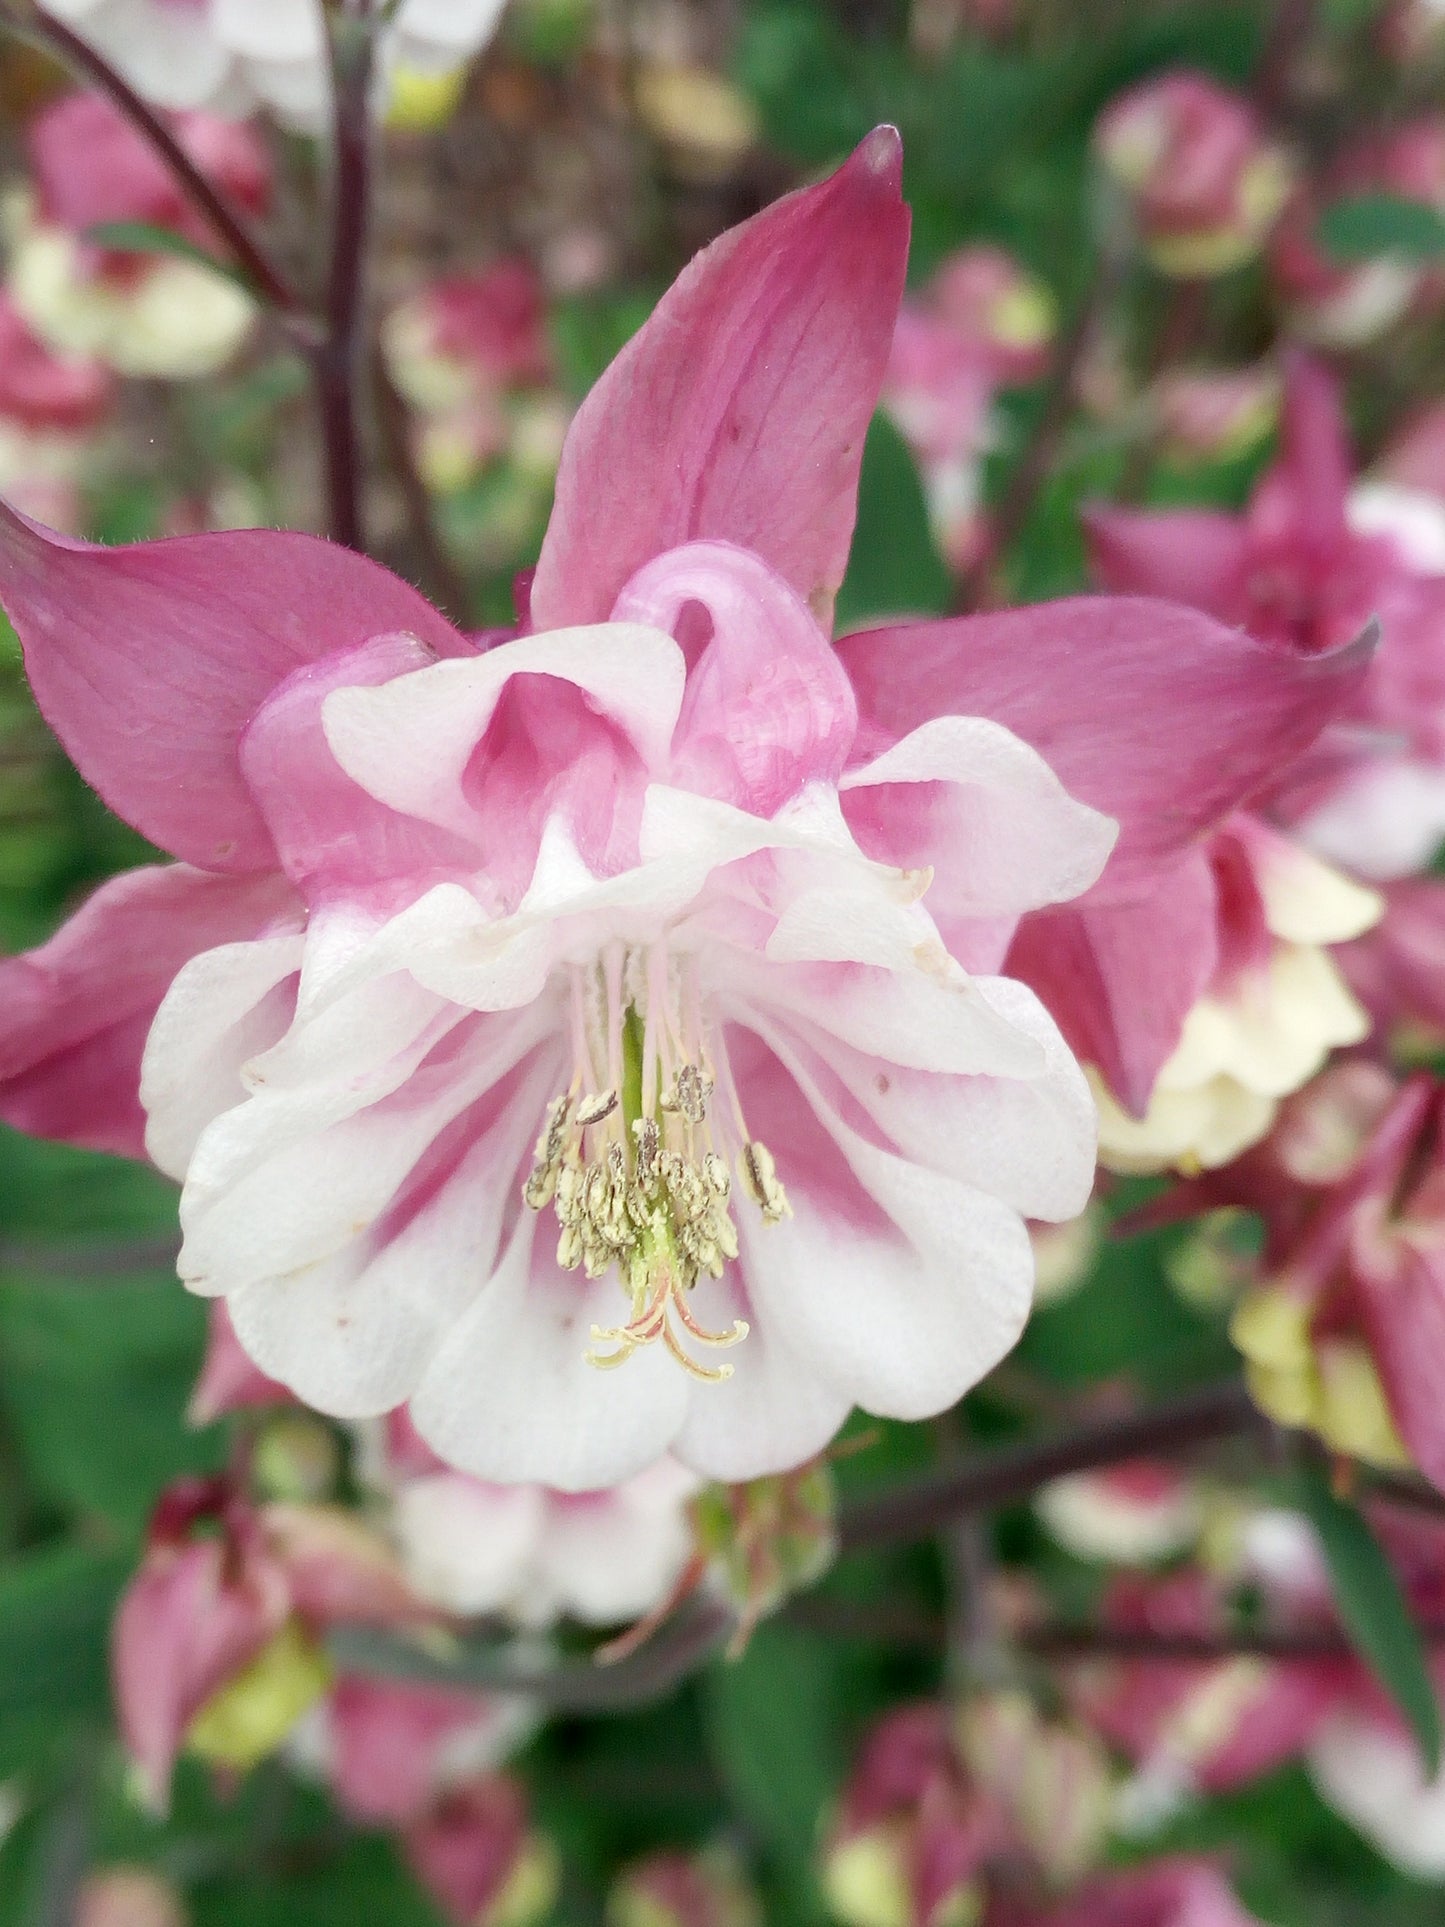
[824,1706,991,1927]
[185,1618,334,1775]
[1271,120,1445,347]
[1095,72,1292,277]
[75,1868,187,1927]
[404,1776,560,1927]
[693,1462,837,1639]
[1151,365,1278,464]
[607,1847,761,1927]
[956,1691,1112,1885]
[113,1481,290,1811]
[250,1412,344,1504]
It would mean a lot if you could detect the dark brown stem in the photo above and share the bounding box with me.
[318,0,380,550]
[1255,0,1316,118]
[958,243,1127,610]
[371,347,472,622]
[1022,1620,1445,1662]
[839,1380,1267,1554]
[18,6,311,335]
[328,1597,736,1712]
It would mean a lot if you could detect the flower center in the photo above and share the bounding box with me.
[521,944,789,1382]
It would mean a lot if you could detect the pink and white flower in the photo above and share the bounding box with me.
[1270,118,1445,348]
[1094,71,1293,279]
[39,0,511,130]
[0,292,112,532]
[882,245,1055,571]
[7,92,269,381]
[1088,352,1445,884]
[0,132,1368,1491]
[365,1411,698,1625]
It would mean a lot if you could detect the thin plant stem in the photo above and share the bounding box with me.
[17,6,311,337]
[371,345,472,620]
[839,1379,1267,1554]
[958,240,1128,610]
[319,0,381,550]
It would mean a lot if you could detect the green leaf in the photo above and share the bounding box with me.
[836,413,952,630]
[1316,195,1445,264]
[0,1541,132,1774]
[82,221,249,289]
[702,1620,842,1918]
[1292,1464,1442,1776]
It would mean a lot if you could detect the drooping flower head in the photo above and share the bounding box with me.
[8,92,270,380]
[0,131,1370,1491]
[1270,118,1445,348]
[1094,71,1293,278]
[1088,353,1445,883]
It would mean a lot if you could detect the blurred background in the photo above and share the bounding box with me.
[2,1,1445,1923]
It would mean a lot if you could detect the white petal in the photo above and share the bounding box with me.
[214,0,325,63]
[1311,1711,1445,1877]
[1348,483,1445,576]
[141,933,302,1180]
[225,1047,557,1413]
[392,1476,547,1617]
[409,1220,690,1492]
[841,713,1118,917]
[64,0,233,107]
[396,0,509,53]
[534,1465,698,1626]
[1300,759,1445,882]
[669,1265,853,1482]
[323,625,688,832]
[739,977,1097,1223]
[719,950,1046,1079]
[731,1034,1037,1420]
[180,1001,554,1295]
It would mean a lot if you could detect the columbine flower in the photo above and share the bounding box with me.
[1094,71,1293,278]
[882,245,1055,571]
[39,0,510,130]
[382,261,566,501]
[364,1410,698,1625]
[114,1475,424,1808]
[1064,1565,1337,1830]
[608,1848,762,1927]
[1226,1074,1445,1485]
[0,131,1367,1490]
[1090,354,1445,884]
[7,92,268,381]
[1036,1463,1204,1567]
[1269,118,1445,348]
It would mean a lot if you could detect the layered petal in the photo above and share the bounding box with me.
[1082,507,1250,615]
[0,509,469,870]
[614,542,858,814]
[0,863,298,1157]
[1004,852,1219,1112]
[530,128,909,631]
[838,599,1373,895]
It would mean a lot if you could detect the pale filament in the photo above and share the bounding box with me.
[520,943,789,1382]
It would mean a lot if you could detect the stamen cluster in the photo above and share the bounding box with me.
[520,960,790,1382]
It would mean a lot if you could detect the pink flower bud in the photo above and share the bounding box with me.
[1095,72,1292,276]
[112,1482,290,1810]
[404,1776,559,1927]
[608,1848,761,1927]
